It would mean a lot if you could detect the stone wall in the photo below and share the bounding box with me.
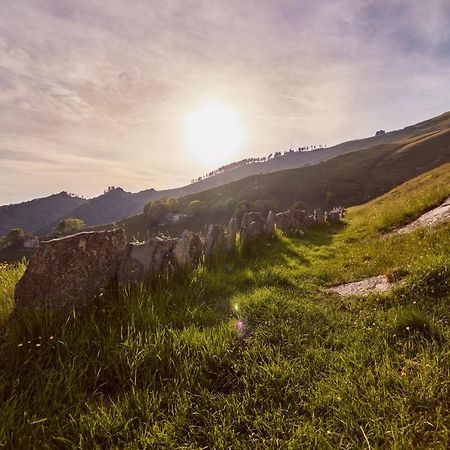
[13,206,344,314]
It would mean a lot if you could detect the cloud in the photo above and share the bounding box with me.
[0,0,449,204]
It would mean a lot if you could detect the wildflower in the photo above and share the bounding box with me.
[35,343,41,347]
[405,326,411,331]
[18,343,23,347]
[49,336,54,340]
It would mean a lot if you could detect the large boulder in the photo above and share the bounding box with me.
[14,229,126,313]
[240,212,265,249]
[204,225,226,262]
[172,230,203,268]
[118,236,177,284]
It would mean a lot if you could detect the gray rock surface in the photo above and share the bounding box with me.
[240,212,265,249]
[225,217,239,249]
[172,230,203,268]
[204,225,226,262]
[264,210,275,235]
[14,229,126,313]
[118,236,177,284]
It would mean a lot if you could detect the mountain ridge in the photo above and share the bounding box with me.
[1,110,449,237]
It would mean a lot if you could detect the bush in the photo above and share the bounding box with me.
[144,198,178,226]
[6,228,26,247]
[55,218,85,236]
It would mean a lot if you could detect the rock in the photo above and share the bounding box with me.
[328,209,342,224]
[204,225,226,262]
[274,210,305,235]
[14,229,126,313]
[264,210,275,235]
[118,236,177,284]
[225,217,239,249]
[240,212,265,249]
[172,230,203,268]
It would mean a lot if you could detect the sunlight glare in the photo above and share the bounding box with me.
[184,102,246,166]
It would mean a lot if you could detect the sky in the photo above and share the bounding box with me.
[1,0,450,205]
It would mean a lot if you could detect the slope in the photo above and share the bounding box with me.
[116,128,450,240]
[0,165,449,448]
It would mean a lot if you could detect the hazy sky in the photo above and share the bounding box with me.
[1,0,450,204]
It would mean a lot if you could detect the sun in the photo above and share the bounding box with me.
[184,101,246,166]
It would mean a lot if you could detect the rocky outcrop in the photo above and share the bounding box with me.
[204,225,226,262]
[14,229,126,313]
[118,236,177,284]
[172,230,203,268]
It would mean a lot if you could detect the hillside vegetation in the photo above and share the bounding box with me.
[0,164,449,448]
[115,129,450,240]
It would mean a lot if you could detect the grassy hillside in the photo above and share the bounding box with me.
[0,165,449,448]
[114,131,450,241]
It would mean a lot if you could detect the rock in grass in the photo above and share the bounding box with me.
[225,217,239,249]
[240,212,265,249]
[204,225,226,262]
[14,229,126,313]
[264,210,275,235]
[172,230,203,268]
[118,236,178,284]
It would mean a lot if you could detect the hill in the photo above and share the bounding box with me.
[36,187,159,236]
[114,128,450,240]
[0,165,449,447]
[154,110,450,198]
[2,111,450,237]
[0,192,86,236]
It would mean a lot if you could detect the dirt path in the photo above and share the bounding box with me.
[395,197,450,234]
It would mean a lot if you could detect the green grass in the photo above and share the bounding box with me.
[0,165,449,448]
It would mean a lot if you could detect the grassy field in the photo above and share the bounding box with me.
[0,165,449,448]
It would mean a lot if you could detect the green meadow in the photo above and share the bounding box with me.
[0,164,449,449]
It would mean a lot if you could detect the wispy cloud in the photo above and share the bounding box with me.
[0,0,449,204]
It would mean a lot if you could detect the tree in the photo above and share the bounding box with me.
[144,198,178,226]
[253,199,278,217]
[7,228,25,247]
[325,191,335,207]
[233,200,253,223]
[290,201,307,211]
[188,200,208,218]
[55,218,85,236]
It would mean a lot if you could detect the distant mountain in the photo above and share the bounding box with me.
[2,111,450,237]
[0,192,86,236]
[36,187,159,236]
